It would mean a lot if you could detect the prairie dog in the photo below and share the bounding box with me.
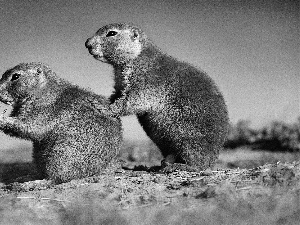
[85,23,228,170]
[0,62,122,183]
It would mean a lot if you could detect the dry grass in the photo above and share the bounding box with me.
[1,168,299,225]
[1,139,300,224]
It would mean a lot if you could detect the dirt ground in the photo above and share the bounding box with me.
[0,141,300,224]
[0,160,300,224]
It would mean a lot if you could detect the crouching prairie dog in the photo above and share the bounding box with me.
[85,23,229,171]
[0,62,122,183]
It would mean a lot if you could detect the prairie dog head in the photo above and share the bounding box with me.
[0,62,51,105]
[85,23,148,65]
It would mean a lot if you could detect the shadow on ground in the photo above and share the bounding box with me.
[0,162,38,184]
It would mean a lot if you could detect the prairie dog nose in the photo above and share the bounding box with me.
[85,38,93,48]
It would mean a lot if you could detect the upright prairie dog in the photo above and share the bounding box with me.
[85,23,229,170]
[0,62,122,183]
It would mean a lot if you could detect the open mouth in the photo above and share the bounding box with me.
[93,54,107,62]
[86,46,107,62]
[93,54,101,59]
[87,48,96,55]
[88,48,101,56]
[88,50,106,61]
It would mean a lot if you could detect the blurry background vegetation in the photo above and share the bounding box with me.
[225,117,300,152]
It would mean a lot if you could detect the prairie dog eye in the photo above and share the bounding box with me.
[106,31,118,37]
[11,73,21,81]
[37,67,43,74]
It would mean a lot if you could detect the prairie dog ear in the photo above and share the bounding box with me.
[131,28,139,41]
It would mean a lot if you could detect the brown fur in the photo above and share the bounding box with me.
[0,62,122,183]
[85,23,229,170]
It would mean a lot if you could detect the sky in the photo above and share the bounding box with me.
[0,0,299,142]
